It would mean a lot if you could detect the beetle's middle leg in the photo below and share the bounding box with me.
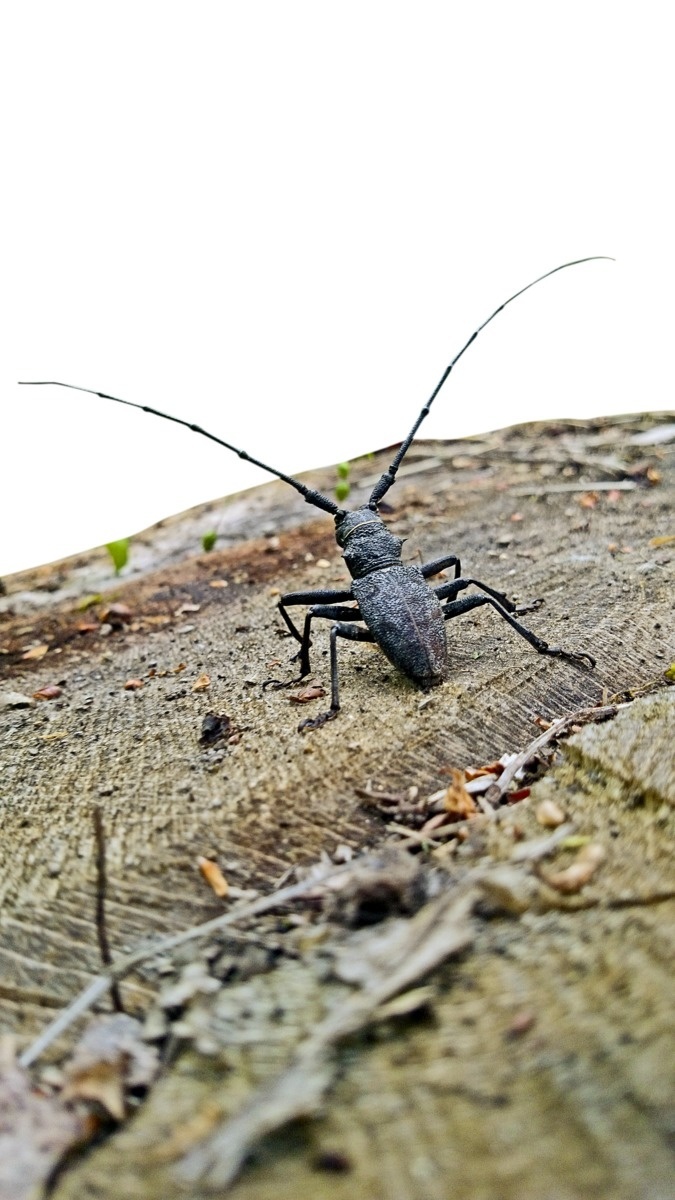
[433,575,542,616]
[440,593,595,666]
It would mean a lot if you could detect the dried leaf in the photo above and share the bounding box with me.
[101,603,133,625]
[197,857,229,898]
[192,672,211,693]
[443,769,477,818]
[507,787,531,803]
[22,644,49,660]
[464,761,504,781]
[62,1014,159,1121]
[650,534,675,547]
[289,686,327,704]
[32,685,62,701]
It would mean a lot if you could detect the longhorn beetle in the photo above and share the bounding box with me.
[21,256,611,731]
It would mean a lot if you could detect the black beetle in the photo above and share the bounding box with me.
[21,256,611,730]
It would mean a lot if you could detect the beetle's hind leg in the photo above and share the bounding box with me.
[298,622,375,733]
[441,593,595,667]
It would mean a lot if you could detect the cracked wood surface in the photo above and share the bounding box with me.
[1,413,674,1198]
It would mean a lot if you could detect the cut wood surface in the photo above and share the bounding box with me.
[1,413,674,1199]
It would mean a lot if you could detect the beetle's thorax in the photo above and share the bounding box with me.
[335,507,403,580]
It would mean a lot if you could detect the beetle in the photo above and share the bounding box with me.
[21,256,610,730]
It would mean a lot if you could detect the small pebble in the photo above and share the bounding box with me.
[536,800,566,828]
[0,691,35,710]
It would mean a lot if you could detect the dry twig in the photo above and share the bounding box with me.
[92,806,124,1014]
[18,861,356,1069]
[486,704,625,804]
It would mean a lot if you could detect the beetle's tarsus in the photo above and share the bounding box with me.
[554,647,596,668]
[542,644,596,668]
[298,707,339,733]
[262,675,307,691]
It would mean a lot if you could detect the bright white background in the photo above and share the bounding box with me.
[1,2,672,576]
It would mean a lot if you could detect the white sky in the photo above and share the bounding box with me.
[1,2,672,577]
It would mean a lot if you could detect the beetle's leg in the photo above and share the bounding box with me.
[440,593,595,667]
[293,603,363,678]
[420,554,462,580]
[433,576,542,615]
[267,594,360,688]
[277,588,354,644]
[276,588,354,677]
[298,622,375,733]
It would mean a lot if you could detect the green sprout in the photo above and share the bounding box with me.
[105,538,130,575]
[201,530,217,553]
[335,461,351,503]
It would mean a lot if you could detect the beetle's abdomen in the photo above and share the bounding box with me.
[352,565,447,684]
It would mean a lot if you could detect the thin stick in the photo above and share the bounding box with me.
[486,703,625,803]
[92,806,124,1013]
[18,860,355,1069]
[510,480,637,496]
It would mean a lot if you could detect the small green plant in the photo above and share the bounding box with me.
[335,461,351,503]
[77,593,103,611]
[105,538,130,575]
[201,530,217,552]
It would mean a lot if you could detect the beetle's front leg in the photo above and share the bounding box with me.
[433,575,543,616]
[299,622,375,733]
[276,588,354,674]
[420,554,462,580]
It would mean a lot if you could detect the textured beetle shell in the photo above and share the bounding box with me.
[352,565,448,684]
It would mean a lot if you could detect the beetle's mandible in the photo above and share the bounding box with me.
[20,255,612,731]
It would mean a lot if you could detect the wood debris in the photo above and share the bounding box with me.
[197,857,230,899]
[542,843,606,894]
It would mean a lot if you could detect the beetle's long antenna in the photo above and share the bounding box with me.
[18,381,341,516]
[368,255,615,507]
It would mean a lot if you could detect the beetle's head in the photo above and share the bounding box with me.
[334,507,403,579]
